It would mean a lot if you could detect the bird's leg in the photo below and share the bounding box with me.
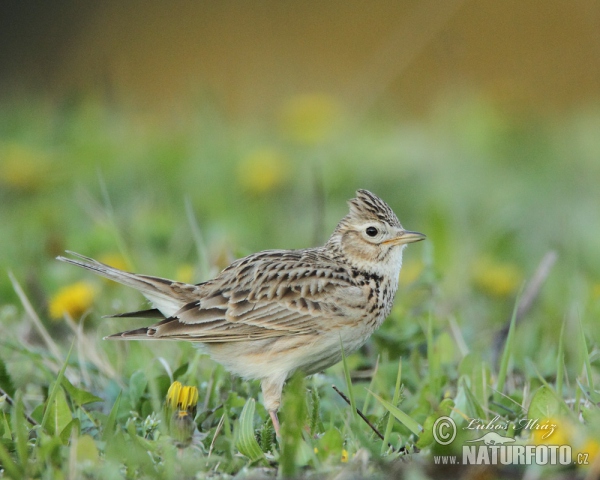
[261,377,285,439]
[269,410,281,438]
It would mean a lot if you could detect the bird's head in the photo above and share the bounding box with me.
[327,189,425,272]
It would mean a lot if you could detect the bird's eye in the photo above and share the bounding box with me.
[365,226,378,237]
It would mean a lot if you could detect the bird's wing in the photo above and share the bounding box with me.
[109,250,368,342]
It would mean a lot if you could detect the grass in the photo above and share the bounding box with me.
[0,93,599,478]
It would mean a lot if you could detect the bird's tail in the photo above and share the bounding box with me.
[56,251,191,317]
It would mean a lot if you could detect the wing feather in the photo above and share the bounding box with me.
[132,249,367,342]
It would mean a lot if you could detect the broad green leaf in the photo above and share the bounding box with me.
[129,370,148,408]
[76,434,100,465]
[528,385,565,420]
[45,386,73,438]
[416,398,455,449]
[368,390,422,436]
[60,418,80,445]
[40,341,73,439]
[61,377,102,406]
[235,398,264,462]
[313,428,343,461]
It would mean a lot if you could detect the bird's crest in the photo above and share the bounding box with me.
[346,189,402,227]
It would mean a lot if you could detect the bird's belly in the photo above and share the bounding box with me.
[202,325,375,382]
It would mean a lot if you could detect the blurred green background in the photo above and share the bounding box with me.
[1,2,600,476]
[1,0,599,390]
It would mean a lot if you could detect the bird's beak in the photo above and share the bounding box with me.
[383,230,426,246]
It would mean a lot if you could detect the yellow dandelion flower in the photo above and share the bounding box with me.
[576,438,599,466]
[530,417,571,445]
[280,93,340,145]
[399,260,424,286]
[175,264,195,284]
[237,147,288,195]
[166,381,199,413]
[341,449,349,462]
[49,282,96,320]
[591,283,600,300]
[165,381,199,448]
[472,256,523,297]
[0,143,52,192]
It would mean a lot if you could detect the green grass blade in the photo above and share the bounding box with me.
[495,289,522,402]
[362,355,379,415]
[235,398,264,462]
[556,318,565,396]
[427,314,440,399]
[102,391,122,442]
[0,439,22,479]
[368,390,422,437]
[462,378,486,420]
[339,336,357,423]
[577,315,599,402]
[381,358,402,454]
[13,391,29,470]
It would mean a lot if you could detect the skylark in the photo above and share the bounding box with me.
[58,189,425,435]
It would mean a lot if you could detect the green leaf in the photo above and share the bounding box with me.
[129,370,148,408]
[417,398,455,449]
[76,434,100,465]
[462,378,486,420]
[528,385,566,420]
[60,418,80,444]
[102,391,122,442]
[40,341,73,438]
[45,386,73,438]
[0,356,16,399]
[0,412,11,440]
[368,390,422,436]
[61,377,102,406]
[235,398,264,462]
[314,427,343,461]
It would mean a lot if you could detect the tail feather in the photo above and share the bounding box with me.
[104,327,155,340]
[56,251,189,317]
[103,308,165,319]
